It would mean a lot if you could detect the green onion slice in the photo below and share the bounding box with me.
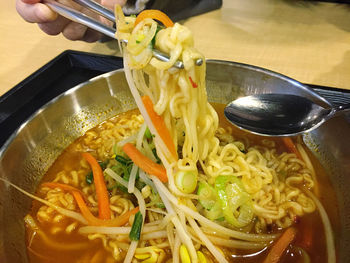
[197,181,216,210]
[85,161,107,185]
[215,175,254,228]
[115,155,131,165]
[129,211,143,241]
[175,170,198,194]
[144,127,153,139]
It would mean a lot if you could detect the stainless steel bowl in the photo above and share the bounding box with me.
[1,60,349,262]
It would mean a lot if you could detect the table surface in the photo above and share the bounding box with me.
[1,0,350,96]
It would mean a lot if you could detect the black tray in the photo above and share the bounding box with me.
[0,51,123,147]
[1,50,349,147]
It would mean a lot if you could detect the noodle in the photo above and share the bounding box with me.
[187,216,229,263]
[0,178,87,224]
[305,189,336,263]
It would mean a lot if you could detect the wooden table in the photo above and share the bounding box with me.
[1,0,350,96]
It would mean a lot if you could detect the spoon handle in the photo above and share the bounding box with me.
[333,104,350,117]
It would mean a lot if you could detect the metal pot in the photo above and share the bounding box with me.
[1,60,349,262]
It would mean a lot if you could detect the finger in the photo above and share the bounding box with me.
[16,0,57,23]
[61,5,103,42]
[62,21,88,41]
[21,0,40,4]
[38,15,70,35]
[101,0,127,10]
[82,28,103,43]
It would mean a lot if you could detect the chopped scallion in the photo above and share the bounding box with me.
[175,170,198,194]
[151,24,163,49]
[129,211,143,241]
[86,171,93,184]
[215,175,254,228]
[197,181,216,210]
[85,161,107,185]
[115,155,131,165]
[152,148,161,164]
[135,177,146,191]
[144,127,152,139]
[155,202,165,209]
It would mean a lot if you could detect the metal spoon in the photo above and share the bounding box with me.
[224,93,350,136]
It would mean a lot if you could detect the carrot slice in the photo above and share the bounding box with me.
[40,183,138,226]
[142,95,177,160]
[135,9,174,27]
[263,228,297,263]
[122,143,168,183]
[282,137,302,160]
[298,222,313,250]
[72,191,139,227]
[82,152,111,220]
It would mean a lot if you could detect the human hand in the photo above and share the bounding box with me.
[16,0,127,42]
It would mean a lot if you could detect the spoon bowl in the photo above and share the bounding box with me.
[224,93,350,136]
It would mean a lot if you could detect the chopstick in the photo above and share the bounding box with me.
[44,0,115,38]
[72,0,115,21]
[43,0,203,69]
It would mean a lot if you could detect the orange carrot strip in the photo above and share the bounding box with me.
[72,191,139,227]
[122,143,168,183]
[82,152,111,220]
[135,9,174,27]
[282,137,302,160]
[142,95,177,160]
[298,223,313,250]
[41,182,88,203]
[263,228,297,263]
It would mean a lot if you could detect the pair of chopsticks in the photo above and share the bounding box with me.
[43,0,203,69]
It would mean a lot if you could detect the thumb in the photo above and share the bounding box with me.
[16,0,58,23]
[21,0,41,4]
[101,0,127,10]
